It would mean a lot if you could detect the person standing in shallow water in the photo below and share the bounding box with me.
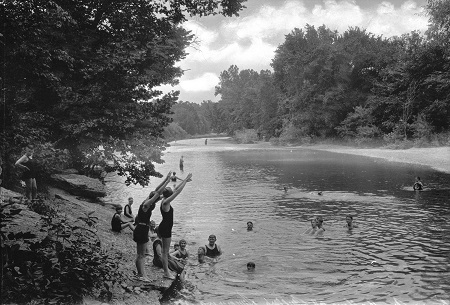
[15,146,38,200]
[159,172,193,279]
[133,171,172,282]
[179,156,184,172]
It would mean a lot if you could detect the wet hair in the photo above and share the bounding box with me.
[173,172,176,175]
[162,187,173,198]
[115,206,122,212]
[247,221,253,225]
[208,234,216,240]
[247,262,255,269]
[179,239,186,245]
[346,215,353,220]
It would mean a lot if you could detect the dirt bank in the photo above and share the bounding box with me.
[303,145,450,174]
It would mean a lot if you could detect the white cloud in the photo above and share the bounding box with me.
[180,72,220,92]
[172,0,429,103]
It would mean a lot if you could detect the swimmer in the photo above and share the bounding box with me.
[170,172,184,184]
[304,218,318,234]
[247,262,255,271]
[205,234,222,258]
[247,221,253,231]
[172,239,189,261]
[283,185,288,192]
[413,176,423,191]
[315,216,325,234]
[344,215,358,230]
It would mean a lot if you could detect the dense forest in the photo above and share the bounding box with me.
[169,0,449,147]
[1,0,246,188]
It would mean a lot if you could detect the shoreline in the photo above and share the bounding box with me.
[301,144,450,174]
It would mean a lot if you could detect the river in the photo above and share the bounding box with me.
[105,137,450,304]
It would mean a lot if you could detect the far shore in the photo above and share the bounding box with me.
[300,144,450,174]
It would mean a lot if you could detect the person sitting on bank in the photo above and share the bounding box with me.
[413,176,424,191]
[111,206,135,233]
[152,227,185,275]
[205,234,222,258]
[124,197,134,221]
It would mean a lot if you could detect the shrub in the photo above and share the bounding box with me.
[1,203,122,304]
[234,129,258,144]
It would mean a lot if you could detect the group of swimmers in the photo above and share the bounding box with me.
[111,170,228,282]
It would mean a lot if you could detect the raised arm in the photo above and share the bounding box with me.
[15,155,29,170]
[162,173,192,208]
[142,172,172,212]
[153,171,172,194]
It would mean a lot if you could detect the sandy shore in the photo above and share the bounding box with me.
[303,145,450,174]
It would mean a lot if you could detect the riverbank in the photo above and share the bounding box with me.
[1,186,172,305]
[302,144,450,174]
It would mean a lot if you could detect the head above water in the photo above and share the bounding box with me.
[247,262,255,271]
[247,221,253,230]
[208,234,217,245]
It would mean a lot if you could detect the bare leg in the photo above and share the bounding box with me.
[135,242,147,277]
[24,178,32,199]
[31,178,37,199]
[161,237,174,279]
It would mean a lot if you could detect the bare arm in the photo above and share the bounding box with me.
[162,173,192,209]
[142,172,172,212]
[15,155,30,170]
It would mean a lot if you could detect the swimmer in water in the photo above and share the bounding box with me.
[247,221,253,231]
[413,176,423,191]
[344,215,358,230]
[304,218,318,234]
[315,216,325,234]
[247,262,255,271]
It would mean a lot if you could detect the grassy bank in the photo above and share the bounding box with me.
[1,187,169,305]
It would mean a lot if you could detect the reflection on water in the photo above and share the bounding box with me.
[105,138,450,304]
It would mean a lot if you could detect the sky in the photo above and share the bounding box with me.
[157,0,430,104]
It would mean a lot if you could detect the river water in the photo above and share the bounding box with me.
[105,137,450,304]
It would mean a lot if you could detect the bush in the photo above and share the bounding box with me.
[234,129,258,144]
[1,203,123,304]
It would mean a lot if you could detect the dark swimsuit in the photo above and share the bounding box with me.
[21,158,37,180]
[205,244,220,257]
[171,176,177,182]
[159,205,174,238]
[175,251,188,259]
[111,213,122,233]
[413,182,423,191]
[133,204,152,244]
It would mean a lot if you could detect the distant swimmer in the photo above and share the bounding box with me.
[247,221,253,231]
[205,139,208,145]
[179,156,184,172]
[247,262,255,271]
[304,218,318,234]
[315,216,325,234]
[344,215,358,230]
[283,185,288,192]
[413,176,423,191]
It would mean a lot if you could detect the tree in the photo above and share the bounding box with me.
[1,0,246,187]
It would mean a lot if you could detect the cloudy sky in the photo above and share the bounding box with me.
[157,0,429,104]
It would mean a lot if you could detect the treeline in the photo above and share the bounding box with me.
[1,0,245,188]
[173,0,450,147]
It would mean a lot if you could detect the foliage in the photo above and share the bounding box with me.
[233,129,258,144]
[1,0,246,187]
[163,122,189,142]
[171,101,212,135]
[1,201,123,304]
